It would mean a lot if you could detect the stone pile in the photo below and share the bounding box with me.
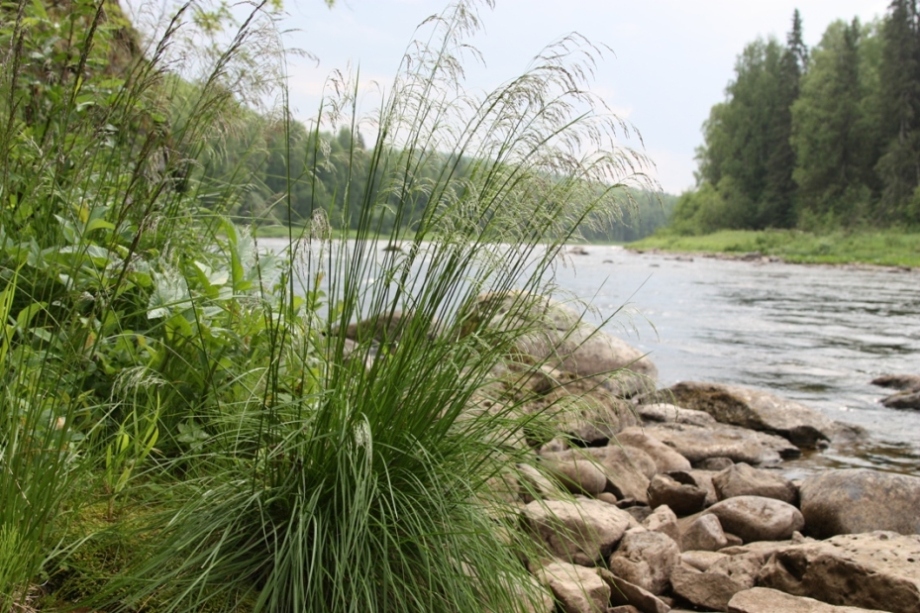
[469,296,920,613]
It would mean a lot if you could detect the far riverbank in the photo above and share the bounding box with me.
[628,229,920,269]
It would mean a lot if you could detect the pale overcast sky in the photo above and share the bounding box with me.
[274,1,888,194]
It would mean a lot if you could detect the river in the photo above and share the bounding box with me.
[555,245,920,475]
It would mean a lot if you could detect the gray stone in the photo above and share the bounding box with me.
[799,468,920,538]
[670,566,746,611]
[536,561,611,613]
[609,530,680,595]
[757,531,920,613]
[704,496,804,543]
[728,587,888,612]
[643,505,680,543]
[648,474,707,516]
[542,452,609,496]
[522,499,633,565]
[680,550,728,572]
[712,463,798,505]
[634,402,717,427]
[654,381,836,449]
[616,427,693,473]
[680,513,728,552]
[469,292,658,397]
[582,446,656,504]
[597,569,671,613]
[641,422,800,466]
[881,389,920,409]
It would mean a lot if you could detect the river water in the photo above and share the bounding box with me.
[554,245,920,475]
[266,238,920,474]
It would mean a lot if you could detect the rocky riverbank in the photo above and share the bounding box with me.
[346,295,920,612]
[475,295,919,613]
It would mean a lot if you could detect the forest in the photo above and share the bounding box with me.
[668,1,920,235]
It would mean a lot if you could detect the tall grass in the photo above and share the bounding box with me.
[1,0,649,610]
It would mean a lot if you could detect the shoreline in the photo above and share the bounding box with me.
[625,246,919,274]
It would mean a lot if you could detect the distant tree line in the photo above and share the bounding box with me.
[197,110,674,240]
[671,1,920,234]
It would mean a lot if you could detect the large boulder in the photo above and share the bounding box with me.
[535,561,610,613]
[578,445,657,504]
[757,532,920,613]
[608,529,680,595]
[467,292,658,396]
[526,370,639,444]
[521,499,633,565]
[728,587,888,612]
[712,463,798,505]
[597,569,671,613]
[670,565,747,611]
[704,496,804,543]
[616,427,693,473]
[798,468,920,538]
[651,382,839,449]
[647,473,707,516]
[640,422,800,466]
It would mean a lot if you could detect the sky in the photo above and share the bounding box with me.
[274,0,889,194]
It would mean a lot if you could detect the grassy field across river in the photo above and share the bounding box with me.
[629,229,920,268]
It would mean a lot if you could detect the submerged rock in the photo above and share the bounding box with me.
[651,381,838,449]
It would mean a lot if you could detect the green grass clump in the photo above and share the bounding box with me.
[0,0,648,611]
[632,228,920,267]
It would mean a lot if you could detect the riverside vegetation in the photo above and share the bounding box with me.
[635,3,920,268]
[0,0,664,610]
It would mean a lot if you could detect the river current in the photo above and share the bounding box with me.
[555,246,920,475]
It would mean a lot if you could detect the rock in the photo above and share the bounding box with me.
[616,427,693,473]
[681,550,728,572]
[653,382,837,449]
[608,606,642,613]
[670,565,746,611]
[757,532,920,613]
[680,513,729,552]
[609,530,680,595]
[526,372,639,445]
[597,492,620,506]
[522,499,633,565]
[728,587,888,612]
[634,402,718,427]
[708,552,764,589]
[648,474,707,516]
[624,505,653,523]
[687,470,719,507]
[641,422,800,466]
[542,453,609,496]
[704,496,804,543]
[696,456,735,471]
[468,292,658,396]
[580,446,656,504]
[798,468,920,538]
[712,463,798,505]
[643,505,680,543]
[597,569,671,613]
[871,373,920,390]
[536,561,611,613]
[517,463,565,503]
[881,389,920,410]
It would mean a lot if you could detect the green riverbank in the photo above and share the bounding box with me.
[629,229,920,268]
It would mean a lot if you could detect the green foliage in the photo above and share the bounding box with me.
[1,0,646,611]
[675,4,920,236]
